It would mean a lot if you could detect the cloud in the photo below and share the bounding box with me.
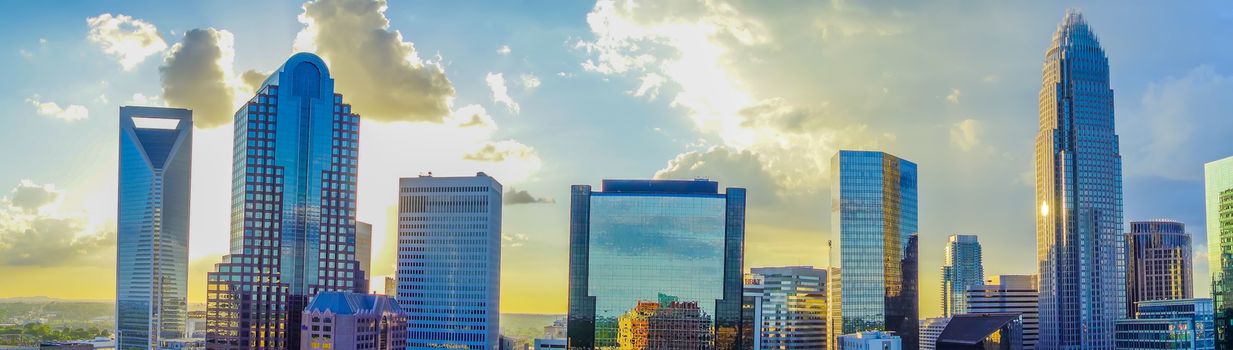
[486,72,520,114]
[7,180,60,213]
[520,74,542,91]
[0,181,114,268]
[497,45,512,56]
[949,119,983,151]
[1123,65,1233,180]
[946,88,961,104]
[127,93,163,106]
[630,73,665,100]
[159,28,240,128]
[502,233,529,248]
[450,104,497,130]
[463,140,539,162]
[295,0,455,122]
[654,146,778,203]
[240,69,268,95]
[26,96,88,121]
[504,188,554,205]
[86,13,168,70]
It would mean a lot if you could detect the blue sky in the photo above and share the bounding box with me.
[0,0,1231,317]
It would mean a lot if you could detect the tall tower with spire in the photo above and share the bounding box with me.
[1034,9,1124,349]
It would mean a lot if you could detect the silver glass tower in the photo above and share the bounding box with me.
[116,106,192,350]
[1034,10,1124,349]
[829,150,918,350]
[941,234,983,317]
[398,173,502,350]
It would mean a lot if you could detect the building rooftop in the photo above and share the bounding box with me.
[600,179,719,194]
[304,292,405,316]
[937,313,1021,345]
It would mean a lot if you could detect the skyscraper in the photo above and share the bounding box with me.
[567,179,746,350]
[1126,220,1193,315]
[942,234,983,317]
[204,52,365,350]
[967,275,1040,350]
[1205,156,1233,349]
[1034,10,1124,349]
[829,150,918,350]
[397,173,502,350]
[744,266,827,349]
[116,106,192,350]
[356,221,372,291]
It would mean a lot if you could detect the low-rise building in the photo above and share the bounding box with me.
[300,292,408,350]
[837,331,901,350]
[1115,298,1214,350]
[935,313,1023,350]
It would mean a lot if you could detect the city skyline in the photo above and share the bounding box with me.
[1,0,1232,321]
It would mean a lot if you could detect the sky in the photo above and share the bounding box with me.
[0,0,1231,319]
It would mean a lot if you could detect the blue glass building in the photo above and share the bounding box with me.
[567,179,746,349]
[397,174,503,350]
[1115,298,1214,350]
[116,106,192,350]
[828,150,918,350]
[1034,10,1124,349]
[205,53,365,350]
[942,235,983,317]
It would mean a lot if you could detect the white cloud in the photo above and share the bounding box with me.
[86,13,168,70]
[27,96,88,121]
[486,72,520,114]
[502,233,529,247]
[630,72,665,100]
[520,74,542,91]
[295,0,455,122]
[464,140,539,163]
[127,93,163,106]
[946,88,961,104]
[949,119,983,151]
[1123,65,1233,180]
[0,180,114,267]
[497,45,512,55]
[159,28,241,128]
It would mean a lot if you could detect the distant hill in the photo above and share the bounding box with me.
[0,297,110,304]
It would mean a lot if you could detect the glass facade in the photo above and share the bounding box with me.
[116,106,192,350]
[941,235,983,317]
[1034,10,1124,350]
[828,150,918,350]
[1115,298,1214,350]
[396,174,503,350]
[205,52,365,350]
[1205,156,1233,350]
[1126,220,1193,316]
[568,179,745,349]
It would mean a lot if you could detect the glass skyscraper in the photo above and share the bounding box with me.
[1205,156,1233,349]
[116,106,192,350]
[828,150,918,350]
[204,52,365,350]
[567,179,746,350]
[397,173,503,350]
[1034,10,1124,349]
[941,234,983,317]
[1125,220,1193,316]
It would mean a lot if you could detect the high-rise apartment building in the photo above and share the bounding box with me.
[1126,220,1193,315]
[1206,156,1233,349]
[967,275,1039,350]
[743,266,827,349]
[397,173,502,349]
[1115,298,1214,350]
[567,179,746,349]
[919,317,950,350]
[942,234,983,317]
[1034,10,1124,349]
[829,150,918,350]
[357,221,372,292]
[204,53,366,349]
[116,106,192,349]
[301,292,408,350]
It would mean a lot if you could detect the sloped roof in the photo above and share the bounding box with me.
[937,313,1020,345]
[304,291,405,316]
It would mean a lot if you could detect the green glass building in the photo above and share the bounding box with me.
[1206,156,1233,350]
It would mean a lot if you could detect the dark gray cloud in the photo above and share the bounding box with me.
[504,188,554,205]
[159,28,237,128]
[296,0,455,122]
